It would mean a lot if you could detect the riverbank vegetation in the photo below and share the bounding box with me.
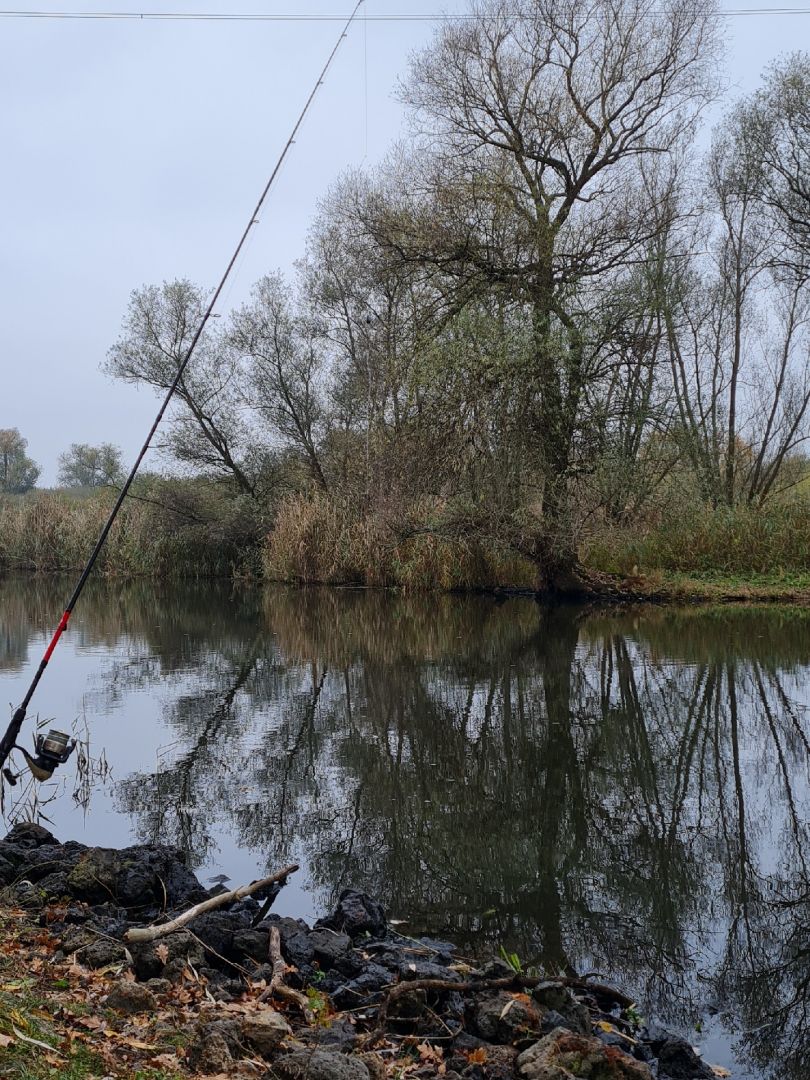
[5,1,810,596]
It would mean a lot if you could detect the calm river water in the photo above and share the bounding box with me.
[1,576,809,1078]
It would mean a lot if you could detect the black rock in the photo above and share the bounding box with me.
[300,1017,359,1050]
[537,1009,565,1035]
[309,928,352,969]
[316,889,386,938]
[363,947,406,972]
[532,981,573,1012]
[473,990,542,1043]
[131,929,204,980]
[330,963,392,1009]
[232,928,270,963]
[3,823,60,848]
[83,938,130,969]
[199,966,244,1002]
[398,958,460,982]
[116,844,206,907]
[475,958,516,979]
[188,909,251,958]
[657,1035,715,1079]
[36,872,72,899]
[283,931,316,968]
[333,951,369,979]
[0,855,17,885]
[65,843,206,908]
[313,970,345,996]
[15,845,80,883]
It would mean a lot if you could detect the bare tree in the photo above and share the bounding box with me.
[229,273,329,492]
[105,281,260,496]
[358,0,721,587]
[744,53,810,265]
[664,76,810,505]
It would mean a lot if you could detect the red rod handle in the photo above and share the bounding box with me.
[43,611,71,664]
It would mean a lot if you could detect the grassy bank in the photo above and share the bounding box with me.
[2,487,810,602]
[264,493,810,600]
[263,494,536,590]
[0,485,261,580]
[0,907,183,1080]
[583,499,810,602]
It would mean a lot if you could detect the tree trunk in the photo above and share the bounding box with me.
[529,297,582,592]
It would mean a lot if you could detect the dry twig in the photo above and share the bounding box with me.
[361,973,634,1047]
[123,865,299,944]
[257,926,311,1015]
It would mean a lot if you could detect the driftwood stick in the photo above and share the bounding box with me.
[124,865,299,944]
[361,973,635,1047]
[258,926,311,1014]
[268,927,286,988]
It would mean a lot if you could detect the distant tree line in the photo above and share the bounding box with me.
[0,429,39,494]
[0,431,124,494]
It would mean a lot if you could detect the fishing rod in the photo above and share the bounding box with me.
[0,0,366,787]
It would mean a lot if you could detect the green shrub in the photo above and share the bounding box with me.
[584,498,810,576]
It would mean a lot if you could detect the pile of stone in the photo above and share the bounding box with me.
[0,823,720,1079]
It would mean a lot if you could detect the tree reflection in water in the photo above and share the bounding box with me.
[2,577,809,1077]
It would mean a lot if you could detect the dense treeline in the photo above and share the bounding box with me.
[5,1,810,591]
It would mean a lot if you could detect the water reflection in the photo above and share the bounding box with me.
[1,578,809,1078]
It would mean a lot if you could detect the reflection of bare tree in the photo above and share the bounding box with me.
[118,641,266,864]
[8,576,810,1078]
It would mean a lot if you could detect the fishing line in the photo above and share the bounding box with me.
[2,8,810,20]
[363,5,369,163]
[0,0,367,784]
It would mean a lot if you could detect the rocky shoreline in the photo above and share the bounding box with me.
[0,824,725,1079]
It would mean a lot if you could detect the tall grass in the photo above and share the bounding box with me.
[584,497,810,576]
[264,493,537,591]
[5,486,809,590]
[0,490,248,578]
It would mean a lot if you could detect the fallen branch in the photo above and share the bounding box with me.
[562,976,635,1009]
[361,973,634,1047]
[258,926,311,1015]
[123,865,299,944]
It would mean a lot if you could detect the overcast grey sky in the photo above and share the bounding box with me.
[0,2,806,483]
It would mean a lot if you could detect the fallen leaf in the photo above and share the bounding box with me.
[75,1016,104,1030]
[0,1034,14,1048]
[711,1068,732,1078]
[151,1052,182,1067]
[596,1020,637,1044]
[499,998,517,1020]
[417,1041,444,1065]
[11,1025,63,1055]
[466,1047,488,1065]
[117,1035,158,1050]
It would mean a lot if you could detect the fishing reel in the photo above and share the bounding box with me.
[2,729,76,786]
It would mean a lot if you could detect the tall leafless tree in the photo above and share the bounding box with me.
[355,0,720,586]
